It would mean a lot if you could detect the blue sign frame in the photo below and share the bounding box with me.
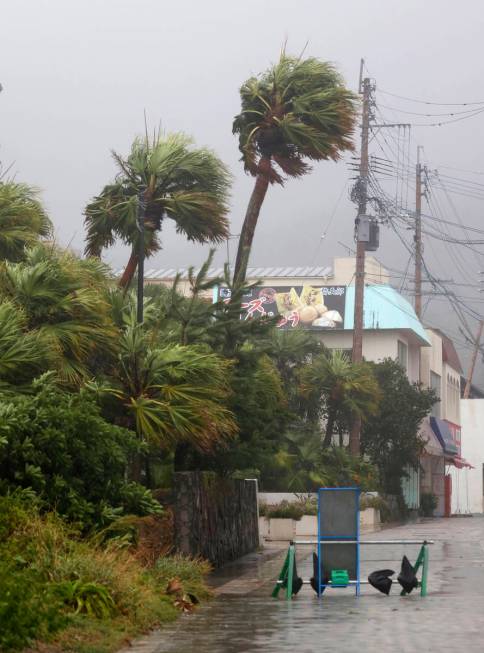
[317,487,361,596]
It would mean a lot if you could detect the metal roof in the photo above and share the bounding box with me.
[112,265,333,280]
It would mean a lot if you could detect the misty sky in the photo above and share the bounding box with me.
[2,0,484,381]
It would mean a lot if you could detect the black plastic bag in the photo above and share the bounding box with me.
[309,552,328,595]
[368,569,395,595]
[397,555,419,594]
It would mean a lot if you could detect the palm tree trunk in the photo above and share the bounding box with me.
[322,411,336,449]
[233,157,271,287]
[119,248,138,290]
[349,417,361,456]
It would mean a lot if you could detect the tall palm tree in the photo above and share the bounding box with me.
[299,349,380,449]
[0,182,52,261]
[84,132,232,289]
[232,52,358,286]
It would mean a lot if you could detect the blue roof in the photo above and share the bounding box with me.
[344,285,431,345]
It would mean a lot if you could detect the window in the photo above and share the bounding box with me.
[430,371,441,418]
[397,340,408,370]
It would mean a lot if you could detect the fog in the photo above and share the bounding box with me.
[2,0,484,381]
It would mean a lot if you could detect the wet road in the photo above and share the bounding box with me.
[141,518,484,652]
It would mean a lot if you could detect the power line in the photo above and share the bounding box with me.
[377,88,484,107]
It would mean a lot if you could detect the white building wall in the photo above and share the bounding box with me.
[420,329,443,388]
[452,399,484,513]
[319,330,421,383]
[442,362,461,426]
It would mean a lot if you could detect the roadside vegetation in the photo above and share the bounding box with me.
[0,51,437,652]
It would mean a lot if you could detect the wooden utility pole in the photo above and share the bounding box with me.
[352,67,371,365]
[464,320,484,398]
[415,146,423,319]
[349,61,372,455]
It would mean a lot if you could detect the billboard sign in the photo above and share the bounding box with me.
[217,285,346,330]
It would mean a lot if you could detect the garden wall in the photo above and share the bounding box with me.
[173,472,259,568]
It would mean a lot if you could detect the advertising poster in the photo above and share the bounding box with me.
[217,285,346,330]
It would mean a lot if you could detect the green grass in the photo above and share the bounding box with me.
[0,496,210,652]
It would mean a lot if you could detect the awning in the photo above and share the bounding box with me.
[420,419,444,456]
[452,456,474,469]
[430,417,459,456]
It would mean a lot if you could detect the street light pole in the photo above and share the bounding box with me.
[136,189,146,325]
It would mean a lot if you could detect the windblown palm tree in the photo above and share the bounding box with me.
[232,53,358,286]
[299,349,380,449]
[93,301,238,452]
[84,132,231,289]
[0,245,116,385]
[0,182,52,261]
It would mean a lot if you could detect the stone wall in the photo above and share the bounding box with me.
[173,472,259,568]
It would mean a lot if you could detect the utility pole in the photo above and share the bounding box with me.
[464,320,484,398]
[352,64,371,365]
[350,60,372,455]
[415,146,423,319]
[136,189,146,324]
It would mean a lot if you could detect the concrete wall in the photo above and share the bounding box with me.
[452,400,484,513]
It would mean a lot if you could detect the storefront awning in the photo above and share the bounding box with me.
[452,456,474,469]
[430,417,459,456]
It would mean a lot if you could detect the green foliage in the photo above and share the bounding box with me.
[94,300,238,453]
[0,376,161,527]
[0,245,116,386]
[0,561,66,651]
[0,181,52,262]
[316,447,379,491]
[233,52,357,184]
[299,349,380,448]
[0,496,209,650]
[55,580,115,619]
[261,500,304,521]
[420,492,438,517]
[84,132,231,288]
[361,359,436,495]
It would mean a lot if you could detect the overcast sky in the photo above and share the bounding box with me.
[2,0,484,381]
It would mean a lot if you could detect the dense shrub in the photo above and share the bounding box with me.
[0,376,161,528]
[0,496,209,651]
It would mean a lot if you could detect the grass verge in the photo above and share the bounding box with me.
[0,496,211,653]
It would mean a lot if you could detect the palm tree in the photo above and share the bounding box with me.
[84,132,232,289]
[0,182,52,261]
[0,245,116,385]
[232,52,358,286]
[0,301,48,393]
[299,349,380,449]
[93,301,238,452]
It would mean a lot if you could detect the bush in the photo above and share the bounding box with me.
[0,377,161,529]
[261,500,304,521]
[420,492,438,517]
[0,495,210,651]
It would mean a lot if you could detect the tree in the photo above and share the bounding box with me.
[94,301,238,455]
[361,358,436,496]
[0,245,116,385]
[299,349,380,449]
[84,133,231,289]
[0,182,52,261]
[0,375,161,527]
[232,52,357,285]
